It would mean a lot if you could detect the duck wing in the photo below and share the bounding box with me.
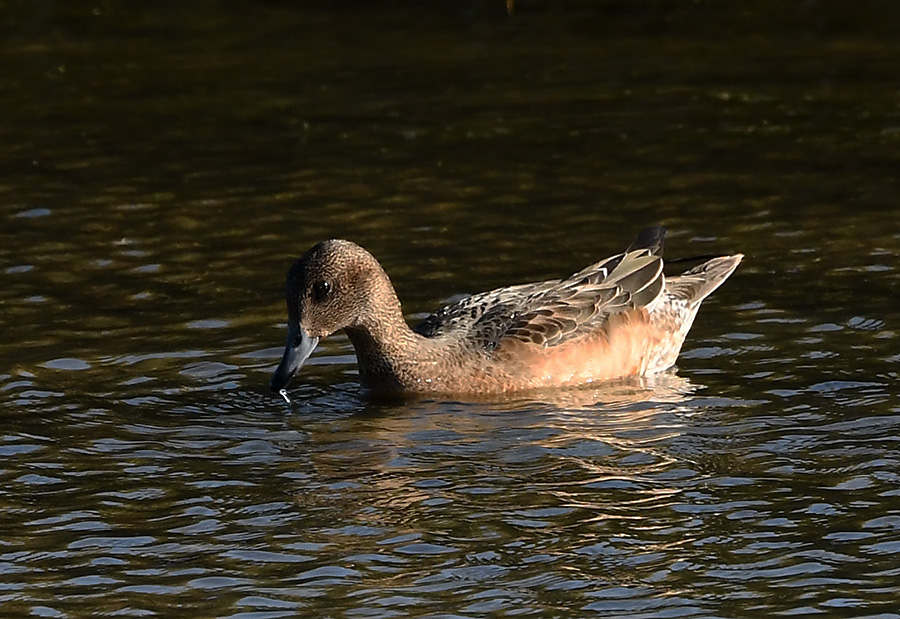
[492,247,664,350]
[413,281,558,345]
[414,240,666,353]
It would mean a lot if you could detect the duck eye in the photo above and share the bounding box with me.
[311,280,332,303]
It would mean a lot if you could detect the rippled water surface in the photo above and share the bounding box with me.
[2,2,900,617]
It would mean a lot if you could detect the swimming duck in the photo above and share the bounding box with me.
[270,226,742,395]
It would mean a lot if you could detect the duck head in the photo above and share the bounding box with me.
[270,239,390,393]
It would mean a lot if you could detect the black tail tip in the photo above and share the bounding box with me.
[627,225,667,256]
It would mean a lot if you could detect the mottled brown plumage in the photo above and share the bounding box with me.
[270,227,742,395]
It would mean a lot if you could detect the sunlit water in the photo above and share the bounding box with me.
[2,3,900,618]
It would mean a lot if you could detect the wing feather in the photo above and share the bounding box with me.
[413,229,669,354]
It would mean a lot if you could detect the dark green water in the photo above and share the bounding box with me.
[2,2,900,617]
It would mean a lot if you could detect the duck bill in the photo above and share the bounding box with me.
[270,324,319,392]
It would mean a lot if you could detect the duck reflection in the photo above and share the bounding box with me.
[291,372,699,521]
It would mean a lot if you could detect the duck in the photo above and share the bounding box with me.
[270,226,742,395]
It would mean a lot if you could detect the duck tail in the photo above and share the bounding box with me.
[667,254,743,307]
[626,225,667,256]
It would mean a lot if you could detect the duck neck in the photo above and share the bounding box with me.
[343,274,427,392]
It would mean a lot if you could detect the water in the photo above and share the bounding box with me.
[2,2,900,617]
